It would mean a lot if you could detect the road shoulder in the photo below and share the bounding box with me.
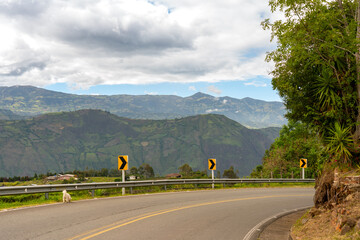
[259,209,307,240]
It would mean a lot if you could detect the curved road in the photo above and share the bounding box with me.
[0,188,314,240]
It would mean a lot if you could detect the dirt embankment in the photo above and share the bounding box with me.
[291,169,360,239]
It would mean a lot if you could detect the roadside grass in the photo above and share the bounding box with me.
[0,180,314,211]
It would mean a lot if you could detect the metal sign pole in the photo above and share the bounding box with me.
[212,170,214,189]
[122,169,125,195]
[302,168,305,180]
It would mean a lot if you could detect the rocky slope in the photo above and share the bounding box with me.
[291,169,360,239]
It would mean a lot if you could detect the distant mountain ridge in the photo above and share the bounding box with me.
[0,110,278,177]
[0,86,286,128]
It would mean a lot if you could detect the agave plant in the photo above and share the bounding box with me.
[314,70,338,111]
[325,122,353,163]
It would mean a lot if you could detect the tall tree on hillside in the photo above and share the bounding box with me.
[263,0,360,163]
[129,167,138,176]
[178,164,193,177]
[138,163,154,179]
[223,166,239,179]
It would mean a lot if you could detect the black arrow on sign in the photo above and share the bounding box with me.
[300,159,306,168]
[209,159,216,170]
[119,156,127,170]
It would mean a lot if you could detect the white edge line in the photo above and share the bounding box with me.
[243,205,313,240]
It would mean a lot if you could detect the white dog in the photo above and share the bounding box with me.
[62,190,71,203]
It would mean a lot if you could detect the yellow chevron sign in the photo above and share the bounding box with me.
[208,159,216,170]
[118,155,128,170]
[300,158,307,168]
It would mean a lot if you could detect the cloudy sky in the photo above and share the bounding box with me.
[0,0,280,101]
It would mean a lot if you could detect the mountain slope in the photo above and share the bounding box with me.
[0,109,23,120]
[0,110,278,177]
[0,86,286,128]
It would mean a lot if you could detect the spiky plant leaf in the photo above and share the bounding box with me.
[326,122,353,162]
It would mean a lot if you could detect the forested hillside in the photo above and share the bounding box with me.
[0,110,278,177]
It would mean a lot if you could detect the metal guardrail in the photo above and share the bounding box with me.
[0,178,315,197]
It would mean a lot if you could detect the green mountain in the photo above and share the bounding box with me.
[0,86,286,128]
[0,110,278,178]
[0,109,23,120]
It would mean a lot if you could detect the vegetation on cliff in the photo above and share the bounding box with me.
[260,0,360,238]
[263,0,360,166]
[251,121,328,179]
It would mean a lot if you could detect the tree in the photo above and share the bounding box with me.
[100,168,109,177]
[252,121,328,178]
[263,0,360,164]
[109,168,121,177]
[138,163,154,179]
[223,166,238,179]
[250,165,264,178]
[129,167,138,176]
[178,164,193,177]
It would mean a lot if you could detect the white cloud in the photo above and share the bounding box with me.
[244,80,267,87]
[0,0,275,88]
[206,108,221,113]
[145,91,158,95]
[188,86,196,91]
[207,85,222,95]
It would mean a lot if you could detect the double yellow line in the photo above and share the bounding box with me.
[68,194,312,240]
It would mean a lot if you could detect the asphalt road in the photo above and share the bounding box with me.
[0,188,314,240]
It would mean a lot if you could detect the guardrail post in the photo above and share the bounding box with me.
[45,192,49,200]
[164,185,167,191]
[91,189,95,197]
[130,187,133,194]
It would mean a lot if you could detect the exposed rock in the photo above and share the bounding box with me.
[292,169,360,239]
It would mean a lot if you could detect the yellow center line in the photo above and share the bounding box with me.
[67,210,167,240]
[69,194,312,240]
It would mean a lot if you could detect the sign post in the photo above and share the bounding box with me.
[118,155,129,195]
[208,159,216,189]
[300,158,307,179]
[122,169,125,195]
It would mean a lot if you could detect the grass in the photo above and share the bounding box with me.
[0,179,314,211]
